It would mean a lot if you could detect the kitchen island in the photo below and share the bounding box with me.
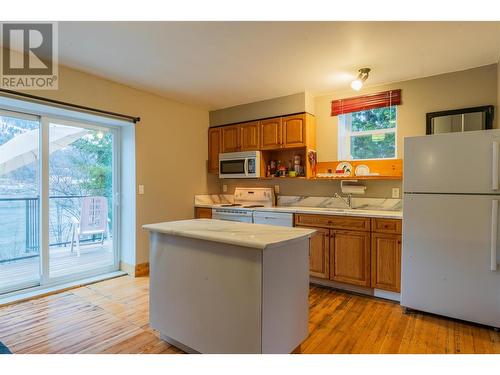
[143,219,315,354]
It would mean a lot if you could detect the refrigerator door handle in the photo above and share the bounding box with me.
[491,199,498,272]
[492,141,499,191]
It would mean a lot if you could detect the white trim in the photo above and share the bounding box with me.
[0,108,39,122]
[40,117,50,284]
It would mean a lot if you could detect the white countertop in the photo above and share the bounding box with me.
[197,204,402,219]
[143,219,316,250]
[253,206,403,219]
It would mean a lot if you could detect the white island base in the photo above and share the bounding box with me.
[144,219,314,354]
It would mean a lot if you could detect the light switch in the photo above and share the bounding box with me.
[222,184,228,193]
[138,185,145,195]
[392,187,400,198]
[274,185,280,194]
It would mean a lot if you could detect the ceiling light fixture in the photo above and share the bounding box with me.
[350,68,371,91]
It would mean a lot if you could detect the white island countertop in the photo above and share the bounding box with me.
[143,219,316,250]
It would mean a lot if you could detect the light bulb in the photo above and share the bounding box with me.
[350,79,363,91]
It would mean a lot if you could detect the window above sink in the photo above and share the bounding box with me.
[338,106,397,160]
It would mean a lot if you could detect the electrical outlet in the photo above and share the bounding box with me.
[222,184,228,193]
[138,185,145,195]
[274,185,280,194]
[392,187,400,198]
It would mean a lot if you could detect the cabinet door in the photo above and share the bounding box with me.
[282,114,306,148]
[260,117,282,150]
[298,226,329,279]
[208,127,221,173]
[330,230,371,287]
[371,233,401,292]
[240,121,260,151]
[221,125,240,153]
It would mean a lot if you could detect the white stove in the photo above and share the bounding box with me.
[211,188,274,223]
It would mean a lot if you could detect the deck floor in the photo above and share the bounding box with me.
[0,276,498,354]
[0,241,114,293]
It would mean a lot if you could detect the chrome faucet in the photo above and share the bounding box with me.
[334,192,352,209]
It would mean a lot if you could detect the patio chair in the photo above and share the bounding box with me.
[70,196,110,257]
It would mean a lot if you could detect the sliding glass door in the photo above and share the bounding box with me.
[0,111,120,295]
[47,119,118,281]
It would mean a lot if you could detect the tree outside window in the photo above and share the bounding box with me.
[338,106,397,160]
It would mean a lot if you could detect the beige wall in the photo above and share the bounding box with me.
[18,63,211,265]
[315,64,498,161]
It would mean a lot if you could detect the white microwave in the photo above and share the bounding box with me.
[219,151,261,179]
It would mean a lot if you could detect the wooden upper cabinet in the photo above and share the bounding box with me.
[208,127,221,174]
[301,226,329,279]
[239,121,260,151]
[371,233,401,292]
[260,117,282,150]
[330,230,371,287]
[221,125,240,153]
[282,114,306,148]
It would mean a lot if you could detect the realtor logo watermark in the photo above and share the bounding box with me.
[0,22,58,89]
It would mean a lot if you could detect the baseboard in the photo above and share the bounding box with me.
[374,289,401,302]
[120,261,149,277]
[135,262,149,277]
[310,277,401,303]
[310,277,374,297]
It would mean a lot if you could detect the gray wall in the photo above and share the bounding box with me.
[209,92,315,126]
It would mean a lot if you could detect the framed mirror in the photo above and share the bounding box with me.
[426,105,494,135]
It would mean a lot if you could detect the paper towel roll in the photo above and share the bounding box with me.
[341,185,366,195]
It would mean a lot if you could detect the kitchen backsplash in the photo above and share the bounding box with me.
[195,194,402,211]
[210,178,403,199]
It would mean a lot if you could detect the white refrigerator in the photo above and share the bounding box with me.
[402,129,500,328]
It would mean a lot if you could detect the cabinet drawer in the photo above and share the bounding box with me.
[371,218,402,234]
[195,207,213,219]
[294,214,370,231]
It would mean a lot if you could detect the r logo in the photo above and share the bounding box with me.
[2,23,53,75]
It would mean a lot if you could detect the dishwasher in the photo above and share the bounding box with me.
[253,210,294,227]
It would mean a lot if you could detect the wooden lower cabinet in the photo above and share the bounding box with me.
[330,230,371,287]
[303,227,329,279]
[295,214,402,292]
[195,207,212,219]
[371,233,402,292]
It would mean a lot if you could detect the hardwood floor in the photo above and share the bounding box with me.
[0,276,498,354]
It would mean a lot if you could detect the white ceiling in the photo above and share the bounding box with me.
[57,22,500,110]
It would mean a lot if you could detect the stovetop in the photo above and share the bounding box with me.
[218,203,265,208]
